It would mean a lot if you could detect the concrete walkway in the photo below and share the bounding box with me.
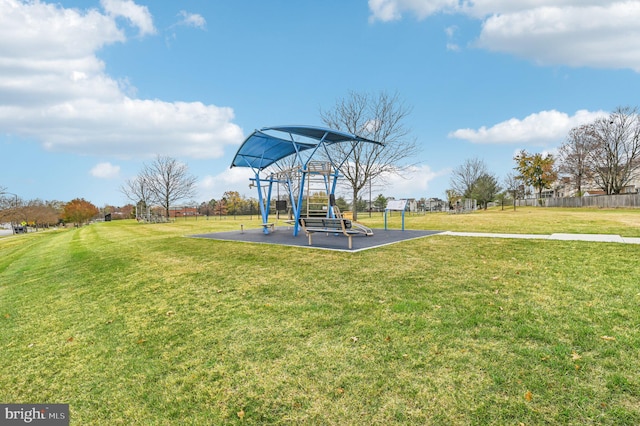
[441,231,640,244]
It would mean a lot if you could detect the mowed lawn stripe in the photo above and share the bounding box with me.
[1,209,639,424]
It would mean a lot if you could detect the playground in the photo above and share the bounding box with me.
[192,226,441,252]
[194,125,437,251]
[229,125,382,236]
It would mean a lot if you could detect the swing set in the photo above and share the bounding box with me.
[230,125,382,237]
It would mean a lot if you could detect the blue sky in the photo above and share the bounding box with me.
[2,0,640,206]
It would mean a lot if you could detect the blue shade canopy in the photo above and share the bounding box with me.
[230,125,381,170]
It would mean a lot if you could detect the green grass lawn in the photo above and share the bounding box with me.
[2,208,640,424]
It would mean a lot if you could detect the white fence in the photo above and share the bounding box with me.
[516,193,640,208]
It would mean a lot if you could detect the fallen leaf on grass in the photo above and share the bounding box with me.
[571,351,581,360]
[237,410,245,419]
[601,336,616,341]
[4,314,10,319]
[166,310,175,317]
[336,388,344,395]
[575,364,581,371]
[384,336,391,342]
[67,337,74,343]
[350,336,358,343]
[524,391,533,402]
[137,339,147,345]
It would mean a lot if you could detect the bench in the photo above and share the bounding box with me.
[299,217,360,249]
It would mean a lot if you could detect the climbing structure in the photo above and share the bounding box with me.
[230,125,382,236]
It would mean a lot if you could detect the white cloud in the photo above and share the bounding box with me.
[0,0,243,160]
[477,3,640,71]
[368,0,460,22]
[200,168,255,199]
[100,0,156,35]
[200,164,449,201]
[449,109,608,145]
[91,162,121,178]
[368,1,640,72]
[176,10,206,30]
[374,165,449,198]
[445,25,460,51]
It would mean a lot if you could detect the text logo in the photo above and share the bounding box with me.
[1,405,68,425]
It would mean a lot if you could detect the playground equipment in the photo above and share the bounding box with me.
[230,125,381,236]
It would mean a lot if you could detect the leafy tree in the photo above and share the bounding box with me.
[22,199,60,228]
[198,200,213,217]
[470,173,501,210]
[373,194,388,211]
[63,198,98,226]
[335,196,350,212]
[445,189,461,209]
[213,199,227,217]
[244,198,259,216]
[320,90,418,220]
[514,150,557,200]
[493,191,510,211]
[354,197,368,213]
[222,191,242,218]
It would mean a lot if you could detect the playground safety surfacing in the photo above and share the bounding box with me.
[191,227,442,252]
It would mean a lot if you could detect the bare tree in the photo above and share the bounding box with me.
[142,156,197,219]
[120,174,156,220]
[320,91,419,220]
[0,192,21,229]
[503,172,523,210]
[585,106,640,194]
[557,124,594,196]
[450,158,488,198]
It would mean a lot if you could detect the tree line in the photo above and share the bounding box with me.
[0,189,100,231]
[448,105,640,209]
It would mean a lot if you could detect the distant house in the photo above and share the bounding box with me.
[170,207,198,218]
[425,198,446,212]
[553,175,640,197]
